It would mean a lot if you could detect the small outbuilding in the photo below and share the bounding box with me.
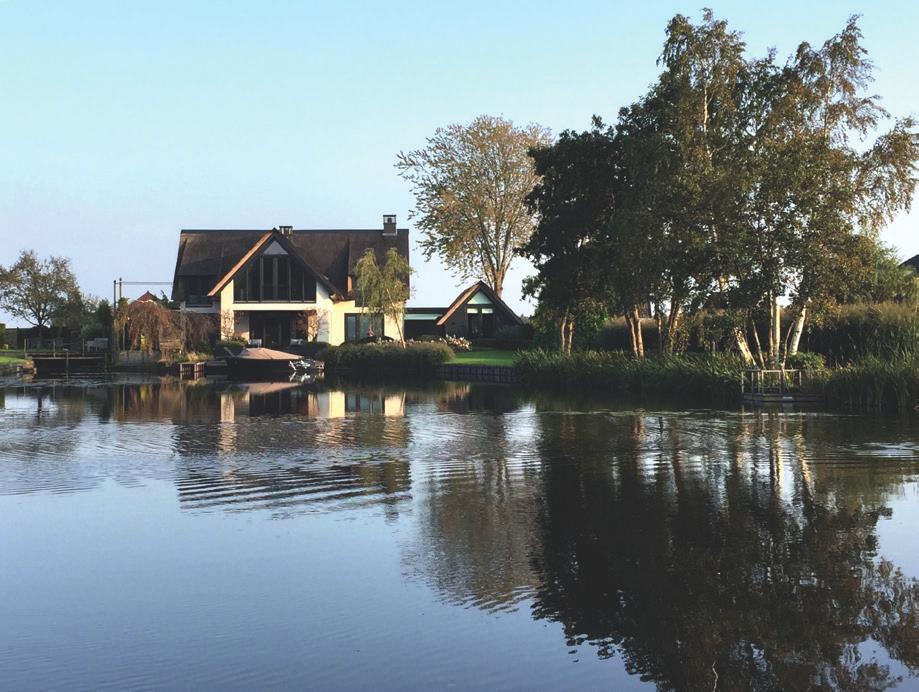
[403,281,524,340]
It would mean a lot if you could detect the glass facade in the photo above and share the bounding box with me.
[233,256,316,303]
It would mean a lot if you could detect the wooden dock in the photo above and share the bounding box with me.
[742,369,821,405]
[32,354,107,376]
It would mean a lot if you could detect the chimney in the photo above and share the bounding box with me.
[278,225,293,237]
[382,214,397,236]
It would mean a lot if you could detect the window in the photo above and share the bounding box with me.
[185,277,214,306]
[345,313,383,341]
[233,254,316,302]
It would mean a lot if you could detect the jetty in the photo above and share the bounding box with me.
[742,369,821,405]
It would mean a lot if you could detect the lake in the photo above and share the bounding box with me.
[1,376,918,691]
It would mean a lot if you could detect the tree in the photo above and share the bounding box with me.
[522,121,627,355]
[0,250,79,343]
[354,248,412,346]
[397,115,551,297]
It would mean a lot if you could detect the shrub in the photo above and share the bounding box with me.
[785,351,826,371]
[324,341,454,378]
[80,321,107,340]
[822,356,919,412]
[493,324,533,350]
[516,349,744,405]
[806,303,919,365]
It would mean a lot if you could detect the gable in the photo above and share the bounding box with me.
[435,281,523,327]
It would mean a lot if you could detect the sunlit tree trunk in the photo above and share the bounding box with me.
[785,305,807,358]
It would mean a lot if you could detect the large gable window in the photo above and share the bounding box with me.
[234,252,317,303]
[345,313,383,342]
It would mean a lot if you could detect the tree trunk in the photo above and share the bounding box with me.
[733,323,754,365]
[625,310,638,357]
[662,300,683,355]
[632,307,644,358]
[566,319,574,356]
[772,298,782,368]
[559,310,569,355]
[750,315,767,369]
[785,305,807,358]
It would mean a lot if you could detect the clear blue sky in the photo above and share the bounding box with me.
[1,0,917,325]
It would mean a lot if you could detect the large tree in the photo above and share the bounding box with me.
[397,114,551,297]
[354,247,412,346]
[0,250,80,338]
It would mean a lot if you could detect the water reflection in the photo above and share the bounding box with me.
[1,378,918,689]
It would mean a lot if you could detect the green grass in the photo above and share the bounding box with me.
[450,348,519,366]
[0,351,28,366]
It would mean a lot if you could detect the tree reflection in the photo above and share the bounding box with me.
[528,412,919,690]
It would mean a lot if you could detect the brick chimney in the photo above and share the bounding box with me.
[382,214,397,236]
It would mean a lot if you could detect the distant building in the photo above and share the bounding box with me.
[901,254,919,274]
[404,281,524,340]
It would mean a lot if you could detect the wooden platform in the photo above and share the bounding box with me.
[32,355,106,375]
[742,369,822,406]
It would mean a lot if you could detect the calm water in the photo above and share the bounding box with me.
[1,377,918,691]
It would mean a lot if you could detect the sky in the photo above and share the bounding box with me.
[1,0,917,326]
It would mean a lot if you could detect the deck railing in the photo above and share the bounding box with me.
[742,369,813,398]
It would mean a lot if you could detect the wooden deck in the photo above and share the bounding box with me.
[742,369,821,406]
[32,355,107,375]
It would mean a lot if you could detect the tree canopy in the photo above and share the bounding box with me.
[0,250,80,332]
[522,11,918,362]
[354,247,412,345]
[397,115,551,297]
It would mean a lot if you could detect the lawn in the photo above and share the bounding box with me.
[0,352,28,366]
[450,348,519,366]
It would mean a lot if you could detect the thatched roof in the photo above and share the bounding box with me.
[171,227,409,301]
[435,281,524,327]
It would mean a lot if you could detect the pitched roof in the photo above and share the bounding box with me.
[134,290,159,303]
[171,227,409,301]
[435,281,524,327]
[902,254,919,273]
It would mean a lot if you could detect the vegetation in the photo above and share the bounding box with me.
[0,250,81,338]
[516,350,745,405]
[521,11,918,367]
[822,357,919,412]
[354,247,412,346]
[324,341,453,378]
[805,302,919,365]
[116,300,215,358]
[397,115,551,297]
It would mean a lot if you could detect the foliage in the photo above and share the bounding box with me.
[117,301,216,355]
[806,302,919,365]
[0,250,80,331]
[355,247,412,345]
[784,351,827,371]
[520,11,919,368]
[324,341,454,378]
[822,357,919,412]
[516,349,744,405]
[397,114,551,296]
[492,324,533,350]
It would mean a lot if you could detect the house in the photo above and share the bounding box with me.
[134,290,160,303]
[902,254,919,274]
[171,215,409,347]
[404,280,524,340]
